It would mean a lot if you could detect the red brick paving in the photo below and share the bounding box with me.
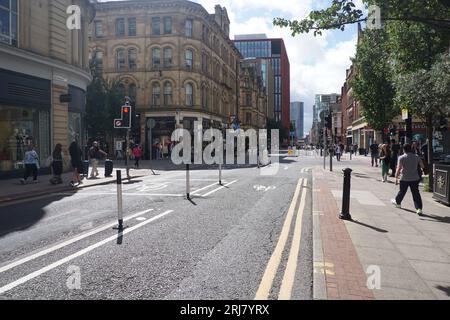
[315,174,375,300]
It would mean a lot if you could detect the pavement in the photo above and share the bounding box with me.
[309,151,450,300]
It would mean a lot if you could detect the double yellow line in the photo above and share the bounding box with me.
[255,178,308,300]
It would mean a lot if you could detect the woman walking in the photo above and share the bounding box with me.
[132,144,143,169]
[69,141,83,187]
[20,145,39,184]
[379,144,392,182]
[50,144,64,185]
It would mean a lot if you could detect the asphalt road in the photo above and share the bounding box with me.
[0,153,316,300]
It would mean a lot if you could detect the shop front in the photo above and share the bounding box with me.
[0,69,51,177]
[145,117,176,160]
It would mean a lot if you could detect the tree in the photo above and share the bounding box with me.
[85,63,124,155]
[273,0,450,36]
[350,28,397,138]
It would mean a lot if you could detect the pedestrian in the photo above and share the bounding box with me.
[379,143,391,182]
[132,144,143,169]
[335,144,342,161]
[69,141,83,187]
[20,145,39,184]
[390,139,400,177]
[370,141,379,167]
[391,143,424,216]
[50,144,64,185]
[353,144,358,156]
[88,141,107,179]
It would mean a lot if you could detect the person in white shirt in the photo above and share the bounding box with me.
[20,145,39,184]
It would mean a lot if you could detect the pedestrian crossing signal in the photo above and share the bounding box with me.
[114,104,132,129]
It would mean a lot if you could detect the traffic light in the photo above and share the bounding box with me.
[324,113,332,130]
[114,104,132,129]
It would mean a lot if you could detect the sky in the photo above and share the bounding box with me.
[98,0,367,136]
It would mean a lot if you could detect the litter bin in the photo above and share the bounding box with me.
[105,159,114,177]
[433,161,450,206]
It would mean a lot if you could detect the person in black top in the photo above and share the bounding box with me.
[390,139,401,177]
[370,141,379,167]
[69,141,83,186]
[50,144,64,184]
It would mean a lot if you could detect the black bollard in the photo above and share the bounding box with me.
[186,164,190,200]
[339,168,353,220]
[330,148,333,172]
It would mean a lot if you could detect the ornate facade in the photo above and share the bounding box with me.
[89,0,242,159]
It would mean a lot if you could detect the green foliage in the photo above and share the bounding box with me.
[85,68,125,140]
[351,29,398,131]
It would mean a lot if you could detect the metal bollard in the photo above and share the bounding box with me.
[219,163,223,185]
[115,170,124,230]
[339,168,353,220]
[186,164,191,199]
[330,148,333,172]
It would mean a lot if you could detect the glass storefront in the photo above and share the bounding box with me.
[0,105,50,172]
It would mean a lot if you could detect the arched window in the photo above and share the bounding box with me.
[185,49,193,69]
[128,83,137,102]
[128,48,137,70]
[185,83,193,106]
[163,48,172,68]
[93,51,103,71]
[152,48,160,67]
[116,49,126,70]
[163,81,172,105]
[152,83,161,106]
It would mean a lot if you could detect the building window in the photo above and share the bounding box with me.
[0,0,18,46]
[185,49,193,69]
[128,18,136,36]
[128,48,137,70]
[201,85,209,109]
[163,81,172,106]
[152,17,160,35]
[152,48,161,68]
[116,49,126,70]
[128,83,136,102]
[163,47,172,68]
[185,83,193,106]
[246,93,252,106]
[116,18,125,36]
[94,21,103,38]
[152,83,160,106]
[185,19,193,37]
[93,51,103,72]
[163,17,172,34]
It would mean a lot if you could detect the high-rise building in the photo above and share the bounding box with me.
[290,102,304,140]
[233,35,291,135]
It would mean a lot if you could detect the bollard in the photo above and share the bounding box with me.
[186,164,191,199]
[219,163,223,185]
[339,168,353,220]
[114,170,124,230]
[330,148,333,172]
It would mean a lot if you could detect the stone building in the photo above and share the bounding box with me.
[239,61,268,131]
[0,0,95,176]
[89,0,243,159]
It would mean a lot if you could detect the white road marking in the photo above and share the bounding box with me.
[191,182,225,196]
[0,209,153,274]
[0,210,174,295]
[278,185,308,300]
[255,178,304,300]
[201,180,238,197]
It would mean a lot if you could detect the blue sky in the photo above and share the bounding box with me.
[98,0,366,135]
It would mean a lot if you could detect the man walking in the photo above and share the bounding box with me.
[370,141,379,167]
[390,139,400,177]
[391,143,425,216]
[88,141,107,179]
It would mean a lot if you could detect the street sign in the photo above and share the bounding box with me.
[114,120,123,128]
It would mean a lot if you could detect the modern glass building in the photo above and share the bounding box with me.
[233,35,291,135]
[290,102,304,140]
